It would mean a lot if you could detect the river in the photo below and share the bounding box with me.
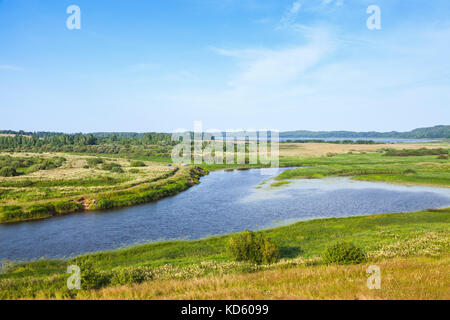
[1,168,449,261]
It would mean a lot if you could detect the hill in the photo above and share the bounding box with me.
[280,125,450,139]
[2,125,450,140]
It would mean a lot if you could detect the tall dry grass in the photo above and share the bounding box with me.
[80,255,450,300]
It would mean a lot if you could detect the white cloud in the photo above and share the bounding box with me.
[155,23,450,131]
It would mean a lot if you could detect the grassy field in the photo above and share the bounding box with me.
[0,142,449,299]
[80,255,450,300]
[278,141,448,157]
[0,153,206,223]
[276,145,450,187]
[1,142,448,223]
[1,208,448,299]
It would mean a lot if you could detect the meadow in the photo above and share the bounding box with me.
[0,152,206,223]
[0,141,449,300]
[81,255,449,300]
[0,208,448,299]
[276,144,450,187]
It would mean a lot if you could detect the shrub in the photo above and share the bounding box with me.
[26,157,66,173]
[111,166,124,173]
[110,267,153,286]
[36,160,56,170]
[0,167,18,177]
[101,162,123,172]
[437,154,448,160]
[384,148,448,157]
[74,258,109,290]
[228,230,279,264]
[86,158,103,168]
[0,206,25,222]
[403,169,417,174]
[54,201,83,214]
[130,161,146,167]
[95,199,115,210]
[322,242,367,265]
[26,203,56,217]
[129,169,140,174]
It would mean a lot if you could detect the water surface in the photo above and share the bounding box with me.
[0,168,449,261]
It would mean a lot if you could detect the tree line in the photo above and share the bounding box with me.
[0,132,175,157]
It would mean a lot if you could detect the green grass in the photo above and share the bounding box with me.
[270,181,291,187]
[276,152,450,187]
[0,151,208,223]
[0,166,206,223]
[0,176,130,188]
[1,208,448,299]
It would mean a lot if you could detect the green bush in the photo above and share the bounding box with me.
[54,201,83,214]
[322,242,367,265]
[26,157,66,173]
[384,148,448,157]
[0,205,25,222]
[130,161,146,167]
[228,230,279,264]
[129,169,140,173]
[101,162,123,173]
[95,199,115,210]
[111,166,124,173]
[437,154,448,160]
[26,203,56,217]
[110,267,153,286]
[0,167,18,177]
[74,258,109,290]
[86,158,104,168]
[0,166,17,177]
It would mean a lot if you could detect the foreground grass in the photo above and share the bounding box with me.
[1,208,448,299]
[81,255,450,300]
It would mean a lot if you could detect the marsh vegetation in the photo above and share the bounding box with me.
[0,153,206,223]
[0,140,448,299]
[0,208,448,299]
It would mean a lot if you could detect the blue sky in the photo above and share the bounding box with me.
[0,0,449,133]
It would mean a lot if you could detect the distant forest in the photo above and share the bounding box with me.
[0,132,174,157]
[280,125,450,139]
[0,125,448,156]
[1,125,449,140]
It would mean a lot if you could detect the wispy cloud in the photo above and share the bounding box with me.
[277,1,302,29]
[322,0,343,6]
[222,32,334,91]
[0,64,22,71]
[165,19,450,131]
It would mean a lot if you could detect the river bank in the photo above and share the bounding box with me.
[0,153,208,224]
[1,207,448,299]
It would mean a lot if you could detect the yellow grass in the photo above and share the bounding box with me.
[279,142,450,157]
[80,255,450,300]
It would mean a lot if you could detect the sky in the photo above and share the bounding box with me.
[0,0,449,133]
